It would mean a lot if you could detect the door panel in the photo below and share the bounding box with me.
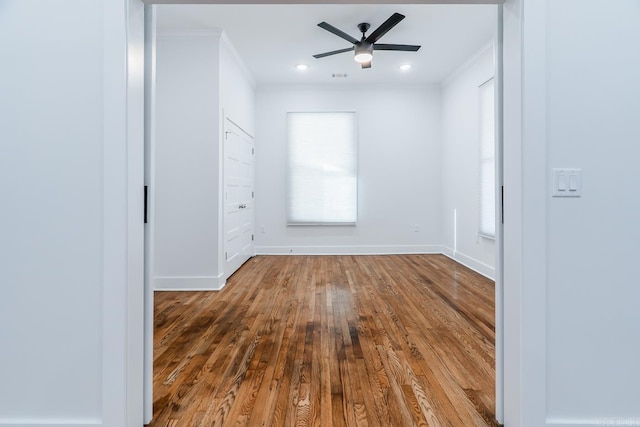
[223,118,254,277]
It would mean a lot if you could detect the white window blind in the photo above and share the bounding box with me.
[287,112,357,225]
[479,79,496,238]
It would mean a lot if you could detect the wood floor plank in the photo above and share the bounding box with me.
[147,255,499,427]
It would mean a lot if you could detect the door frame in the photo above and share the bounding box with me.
[222,115,256,280]
[143,5,157,423]
[138,1,520,426]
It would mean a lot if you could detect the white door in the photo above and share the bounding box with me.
[223,117,255,278]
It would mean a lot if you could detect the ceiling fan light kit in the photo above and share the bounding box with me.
[313,12,421,70]
[353,43,373,64]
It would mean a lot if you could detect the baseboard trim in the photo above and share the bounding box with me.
[153,275,226,291]
[545,418,640,426]
[0,420,101,427]
[441,246,495,280]
[152,249,494,290]
[255,245,443,255]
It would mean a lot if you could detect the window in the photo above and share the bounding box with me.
[479,78,495,238]
[287,112,357,225]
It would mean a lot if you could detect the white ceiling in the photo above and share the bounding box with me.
[156,4,497,86]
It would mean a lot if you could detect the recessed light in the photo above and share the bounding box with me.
[400,64,412,71]
[296,64,308,71]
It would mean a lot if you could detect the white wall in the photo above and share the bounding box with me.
[220,36,256,135]
[502,0,640,425]
[219,36,257,281]
[0,2,102,420]
[254,85,442,254]
[154,32,222,290]
[0,1,143,426]
[9,2,640,427]
[544,0,640,423]
[441,45,495,278]
[154,30,255,290]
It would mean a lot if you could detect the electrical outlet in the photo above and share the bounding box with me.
[260,225,266,234]
[414,224,420,232]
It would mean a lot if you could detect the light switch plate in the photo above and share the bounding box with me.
[552,168,582,197]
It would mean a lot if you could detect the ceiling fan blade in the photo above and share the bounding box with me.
[365,13,405,44]
[361,61,372,69]
[373,44,421,52]
[313,46,355,59]
[318,22,359,44]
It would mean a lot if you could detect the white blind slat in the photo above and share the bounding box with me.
[287,112,357,225]
[479,79,495,237]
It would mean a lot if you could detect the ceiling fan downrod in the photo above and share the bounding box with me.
[358,22,370,39]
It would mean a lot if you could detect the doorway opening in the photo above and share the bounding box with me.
[142,2,505,425]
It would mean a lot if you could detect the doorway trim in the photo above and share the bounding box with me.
[137,1,516,426]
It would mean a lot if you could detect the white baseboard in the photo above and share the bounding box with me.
[441,246,495,280]
[153,275,226,291]
[254,245,494,280]
[545,418,640,426]
[255,245,443,255]
[152,249,494,291]
[0,420,100,427]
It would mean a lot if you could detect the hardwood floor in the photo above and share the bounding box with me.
[148,254,498,427]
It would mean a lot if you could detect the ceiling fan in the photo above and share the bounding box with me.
[313,12,421,69]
